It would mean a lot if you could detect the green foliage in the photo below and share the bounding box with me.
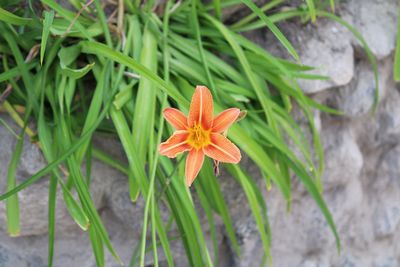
[0,0,377,266]
[394,7,400,82]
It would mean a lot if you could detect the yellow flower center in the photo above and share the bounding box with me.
[187,123,211,150]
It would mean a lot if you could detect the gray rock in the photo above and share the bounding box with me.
[0,115,74,236]
[321,123,363,188]
[338,253,369,267]
[343,0,398,60]
[373,257,398,267]
[370,144,400,195]
[248,19,354,93]
[0,244,31,267]
[373,204,400,240]
[296,20,354,93]
[327,59,392,118]
[369,145,400,239]
[299,258,330,267]
[345,77,400,153]
[0,114,136,237]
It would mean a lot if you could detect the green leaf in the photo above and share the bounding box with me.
[195,182,219,266]
[238,0,300,62]
[38,103,90,232]
[330,0,336,12]
[231,0,284,29]
[61,63,94,79]
[0,93,116,202]
[89,224,105,267]
[0,62,37,83]
[190,0,219,99]
[40,10,55,65]
[213,0,222,20]
[0,7,32,25]
[228,165,271,263]
[394,7,400,81]
[110,106,175,267]
[229,124,291,201]
[305,0,317,22]
[198,160,240,254]
[48,174,57,267]
[285,158,341,252]
[41,0,94,40]
[75,63,111,163]
[80,41,189,106]
[132,26,158,165]
[60,182,90,231]
[203,13,280,137]
[6,129,23,236]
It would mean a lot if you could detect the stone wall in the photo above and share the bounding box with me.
[0,0,399,266]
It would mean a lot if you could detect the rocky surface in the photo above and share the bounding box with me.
[1,0,400,266]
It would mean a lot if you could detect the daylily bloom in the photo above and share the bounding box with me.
[159,85,242,187]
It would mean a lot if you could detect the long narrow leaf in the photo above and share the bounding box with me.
[238,0,300,61]
[40,10,55,65]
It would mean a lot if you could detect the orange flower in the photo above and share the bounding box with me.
[159,86,242,187]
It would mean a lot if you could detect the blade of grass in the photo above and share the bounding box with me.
[141,2,174,265]
[198,160,240,255]
[138,25,163,263]
[394,7,400,81]
[190,0,219,100]
[40,10,55,65]
[0,86,119,202]
[195,182,219,266]
[41,0,94,40]
[38,98,90,231]
[231,0,284,29]
[0,62,37,83]
[228,165,271,264]
[1,24,39,113]
[5,128,24,236]
[305,0,317,22]
[132,25,158,166]
[203,14,280,136]
[93,0,113,47]
[75,62,111,163]
[233,10,307,32]
[89,224,105,267]
[92,147,129,175]
[64,153,122,264]
[330,0,335,12]
[60,181,90,230]
[110,106,175,266]
[80,41,189,106]
[212,0,222,20]
[0,7,32,25]
[229,124,291,201]
[238,0,300,61]
[158,159,213,266]
[285,157,341,252]
[60,62,95,79]
[48,174,57,267]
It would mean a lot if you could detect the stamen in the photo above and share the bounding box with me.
[187,123,211,150]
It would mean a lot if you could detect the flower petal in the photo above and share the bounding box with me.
[163,108,188,130]
[212,108,240,133]
[159,131,191,158]
[203,133,241,163]
[188,86,214,130]
[185,149,205,187]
